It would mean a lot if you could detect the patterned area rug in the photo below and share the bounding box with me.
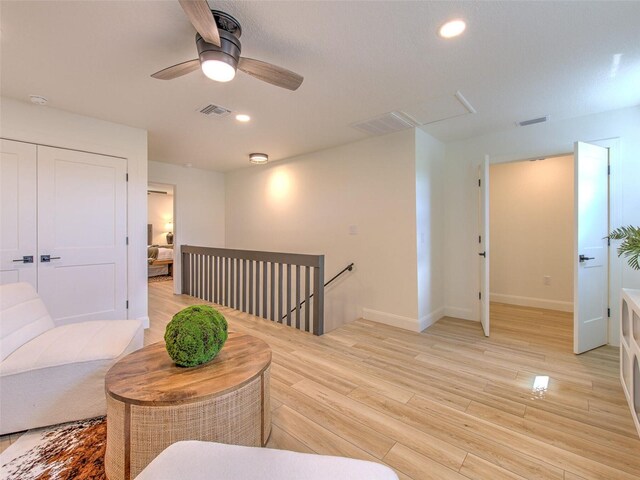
[0,417,106,480]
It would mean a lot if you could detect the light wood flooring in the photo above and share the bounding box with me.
[146,282,640,480]
[3,282,638,480]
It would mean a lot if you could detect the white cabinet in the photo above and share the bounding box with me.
[620,288,640,438]
[0,139,128,324]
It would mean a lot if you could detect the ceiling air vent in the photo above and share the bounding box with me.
[352,111,420,136]
[517,115,549,127]
[197,103,231,117]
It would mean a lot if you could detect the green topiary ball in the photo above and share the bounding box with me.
[164,305,228,367]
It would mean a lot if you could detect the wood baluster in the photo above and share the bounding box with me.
[225,257,230,307]
[255,261,261,318]
[304,266,311,332]
[277,263,283,323]
[313,257,325,335]
[249,260,254,315]
[270,262,275,321]
[286,264,292,327]
[295,265,301,329]
[230,257,235,309]
[262,261,268,320]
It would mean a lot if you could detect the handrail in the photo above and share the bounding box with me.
[283,262,354,320]
[181,245,325,335]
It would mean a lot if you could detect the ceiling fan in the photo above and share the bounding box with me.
[151,0,303,91]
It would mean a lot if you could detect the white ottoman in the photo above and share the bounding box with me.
[135,441,399,480]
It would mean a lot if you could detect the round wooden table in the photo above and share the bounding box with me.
[104,332,272,480]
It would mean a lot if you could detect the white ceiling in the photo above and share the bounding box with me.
[2,1,639,172]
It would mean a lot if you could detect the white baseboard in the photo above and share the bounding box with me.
[490,293,573,312]
[137,315,150,329]
[362,308,421,332]
[444,306,477,321]
[362,307,446,332]
[419,307,445,332]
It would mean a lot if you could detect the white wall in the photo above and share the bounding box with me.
[0,97,149,325]
[147,192,174,245]
[490,155,574,312]
[416,129,446,327]
[148,161,225,294]
[225,129,427,332]
[443,106,640,345]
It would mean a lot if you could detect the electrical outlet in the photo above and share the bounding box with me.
[543,276,551,285]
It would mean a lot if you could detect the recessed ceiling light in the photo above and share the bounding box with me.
[29,95,48,106]
[249,153,268,164]
[438,19,466,39]
[236,114,251,122]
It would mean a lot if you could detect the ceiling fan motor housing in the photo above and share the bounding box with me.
[196,30,241,71]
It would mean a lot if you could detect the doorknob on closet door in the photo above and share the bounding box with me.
[478,251,486,257]
[12,256,34,263]
[579,254,594,262]
[40,255,61,262]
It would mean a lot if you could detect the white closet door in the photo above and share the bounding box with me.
[37,146,128,324]
[0,139,37,287]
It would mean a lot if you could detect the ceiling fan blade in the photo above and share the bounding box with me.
[151,59,201,80]
[238,57,303,91]
[179,0,220,46]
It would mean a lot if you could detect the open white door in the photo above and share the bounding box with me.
[479,155,490,336]
[574,142,609,354]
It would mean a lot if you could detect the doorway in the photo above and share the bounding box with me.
[480,142,611,353]
[489,154,575,349]
[147,183,175,284]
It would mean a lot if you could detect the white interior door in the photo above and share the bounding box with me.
[0,140,37,287]
[37,146,128,324]
[574,141,609,354]
[479,155,490,336]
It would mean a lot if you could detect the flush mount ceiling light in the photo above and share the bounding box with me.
[249,153,268,164]
[235,114,251,122]
[438,19,466,39]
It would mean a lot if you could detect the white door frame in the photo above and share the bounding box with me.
[480,142,615,348]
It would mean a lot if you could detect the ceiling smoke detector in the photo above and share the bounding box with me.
[29,95,48,106]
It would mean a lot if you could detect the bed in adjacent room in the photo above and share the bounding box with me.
[148,224,174,277]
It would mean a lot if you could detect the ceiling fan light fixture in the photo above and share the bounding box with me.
[201,51,236,82]
[249,153,268,164]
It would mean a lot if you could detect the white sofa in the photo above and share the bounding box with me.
[135,441,399,480]
[0,282,144,435]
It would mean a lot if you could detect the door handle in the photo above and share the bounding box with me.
[579,254,594,262]
[12,256,34,264]
[478,251,486,257]
[40,255,61,263]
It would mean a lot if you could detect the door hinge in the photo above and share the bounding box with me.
[126,173,129,181]
[126,236,129,245]
[607,237,610,246]
[479,292,482,300]
[478,178,481,187]
[607,165,610,175]
[607,307,610,318]
[479,235,482,244]
[126,300,129,309]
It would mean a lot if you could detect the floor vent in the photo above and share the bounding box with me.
[198,103,231,117]
[351,111,420,136]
